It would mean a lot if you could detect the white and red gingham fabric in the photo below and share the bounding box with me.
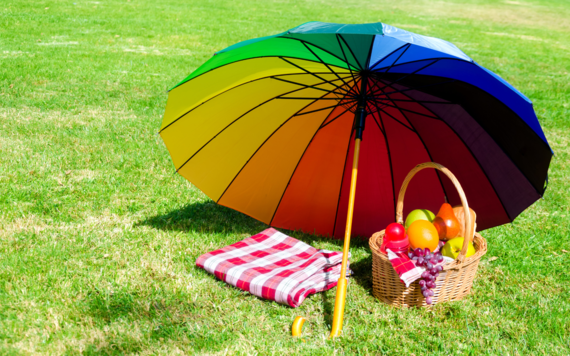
[386,248,424,287]
[196,228,350,308]
[386,247,452,287]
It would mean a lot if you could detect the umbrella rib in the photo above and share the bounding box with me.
[277,97,344,100]
[161,74,277,133]
[371,103,416,132]
[273,66,353,95]
[366,44,411,96]
[372,56,460,73]
[370,109,385,135]
[161,72,352,134]
[301,41,352,89]
[382,75,551,197]
[376,84,451,204]
[338,34,364,70]
[369,78,458,99]
[272,75,353,94]
[318,104,357,130]
[370,102,397,218]
[275,74,354,96]
[364,34,376,69]
[382,82,514,221]
[295,99,358,116]
[372,78,542,200]
[370,57,442,99]
[268,99,348,227]
[370,98,440,120]
[174,84,341,173]
[170,55,354,91]
[336,34,358,84]
[368,44,409,71]
[216,92,332,206]
[280,35,360,72]
[375,97,452,104]
[379,59,441,89]
[279,57,347,92]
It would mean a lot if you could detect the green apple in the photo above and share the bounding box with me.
[441,237,476,259]
[404,209,435,229]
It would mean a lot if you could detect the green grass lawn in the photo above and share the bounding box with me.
[1,0,569,354]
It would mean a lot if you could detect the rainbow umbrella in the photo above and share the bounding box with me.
[159,22,552,337]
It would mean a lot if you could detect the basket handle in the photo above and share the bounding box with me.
[395,162,473,263]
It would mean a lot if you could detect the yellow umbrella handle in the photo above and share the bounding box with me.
[289,138,361,339]
[291,316,305,336]
[329,137,361,338]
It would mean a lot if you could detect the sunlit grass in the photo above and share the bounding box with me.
[1,0,569,354]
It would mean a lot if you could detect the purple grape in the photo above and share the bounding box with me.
[421,285,428,292]
[413,248,423,257]
[417,257,425,265]
[438,254,444,263]
[408,252,414,259]
[422,289,430,298]
[430,267,438,275]
[435,265,443,272]
[419,279,426,287]
[424,248,431,255]
[426,296,433,305]
[426,262,433,270]
[428,289,435,297]
[412,256,419,261]
[427,281,436,289]
[430,258,438,265]
[421,271,430,279]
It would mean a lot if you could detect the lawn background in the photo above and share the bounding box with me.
[1,0,569,354]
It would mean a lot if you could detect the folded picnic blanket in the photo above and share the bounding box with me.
[196,228,350,308]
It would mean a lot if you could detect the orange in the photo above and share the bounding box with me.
[407,220,440,251]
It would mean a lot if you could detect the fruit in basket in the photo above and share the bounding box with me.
[453,206,477,243]
[380,223,408,254]
[441,237,476,259]
[385,223,405,241]
[404,209,435,229]
[432,203,460,239]
[407,220,439,251]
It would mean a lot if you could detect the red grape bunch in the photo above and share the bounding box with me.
[408,241,446,305]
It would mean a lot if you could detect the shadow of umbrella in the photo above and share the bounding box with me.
[138,201,375,331]
[138,201,368,250]
[137,201,269,236]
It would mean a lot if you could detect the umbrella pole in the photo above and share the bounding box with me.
[329,99,367,338]
[329,136,361,338]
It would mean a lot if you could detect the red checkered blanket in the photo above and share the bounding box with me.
[196,228,350,308]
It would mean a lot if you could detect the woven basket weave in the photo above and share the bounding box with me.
[369,162,487,308]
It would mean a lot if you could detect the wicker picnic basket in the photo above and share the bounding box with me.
[369,162,487,308]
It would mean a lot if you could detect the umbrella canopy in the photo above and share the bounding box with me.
[160,21,552,239]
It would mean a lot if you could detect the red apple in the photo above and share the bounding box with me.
[385,222,405,241]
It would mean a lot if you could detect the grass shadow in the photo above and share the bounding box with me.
[137,201,268,235]
[80,287,238,353]
[348,253,374,296]
[138,201,370,250]
[138,201,376,302]
[321,287,334,326]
